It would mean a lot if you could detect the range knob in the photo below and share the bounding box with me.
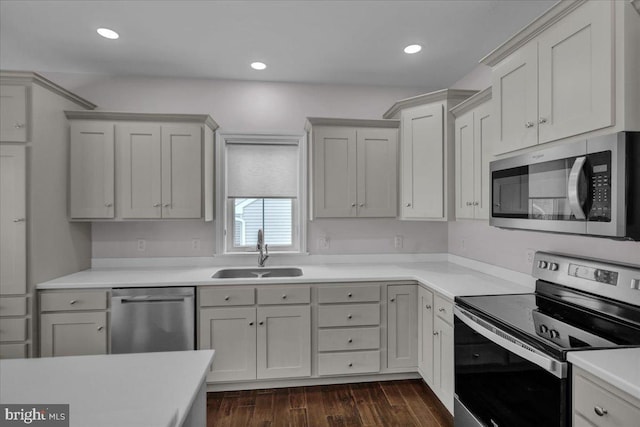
[538,260,548,269]
[539,325,549,334]
[549,330,560,339]
[549,263,559,271]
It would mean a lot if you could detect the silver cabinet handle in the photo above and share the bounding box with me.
[359,203,364,207]
[405,203,411,207]
[224,296,230,301]
[348,363,353,367]
[14,123,25,129]
[433,331,439,336]
[282,294,287,299]
[259,321,264,325]
[351,202,356,207]
[69,300,77,305]
[426,305,432,309]
[163,203,171,207]
[539,117,548,124]
[473,201,479,206]
[390,298,395,302]
[347,293,353,298]
[466,202,472,206]
[348,338,353,343]
[104,203,113,207]
[347,314,352,319]
[13,218,26,222]
[525,121,535,128]
[153,203,161,207]
[439,307,446,312]
[249,322,254,326]
[594,406,608,417]
[97,326,104,331]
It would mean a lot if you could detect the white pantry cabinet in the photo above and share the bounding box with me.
[484,1,640,154]
[0,85,28,142]
[306,118,399,218]
[451,88,492,219]
[387,284,418,369]
[383,89,477,220]
[66,112,218,221]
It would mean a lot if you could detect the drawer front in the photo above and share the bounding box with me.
[0,343,28,359]
[257,286,310,305]
[434,295,453,325]
[318,304,380,327]
[0,297,28,316]
[199,287,255,307]
[574,373,640,427]
[318,327,380,352]
[318,350,380,376]
[40,291,108,312]
[0,318,27,342]
[318,285,380,303]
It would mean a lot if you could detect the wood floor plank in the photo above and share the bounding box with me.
[289,408,309,427]
[409,381,453,427]
[272,388,292,426]
[378,381,405,406]
[305,386,331,427]
[395,381,441,427]
[289,386,306,409]
[250,390,274,427]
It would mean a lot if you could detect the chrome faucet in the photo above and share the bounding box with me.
[256,229,269,267]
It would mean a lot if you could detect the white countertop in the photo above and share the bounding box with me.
[0,350,215,427]
[37,260,534,299]
[568,348,640,399]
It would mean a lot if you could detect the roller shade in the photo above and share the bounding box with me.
[226,142,299,198]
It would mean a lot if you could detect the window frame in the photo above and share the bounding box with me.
[216,132,307,255]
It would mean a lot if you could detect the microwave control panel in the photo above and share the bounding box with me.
[587,151,611,222]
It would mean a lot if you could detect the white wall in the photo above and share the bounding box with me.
[44,72,449,257]
[450,64,492,90]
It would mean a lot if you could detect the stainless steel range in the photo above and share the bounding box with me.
[454,252,640,427]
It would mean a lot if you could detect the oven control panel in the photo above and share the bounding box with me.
[568,263,618,286]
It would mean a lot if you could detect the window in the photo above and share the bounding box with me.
[220,134,305,253]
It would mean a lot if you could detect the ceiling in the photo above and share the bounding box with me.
[0,0,557,89]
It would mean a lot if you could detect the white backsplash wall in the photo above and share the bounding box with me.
[449,220,640,274]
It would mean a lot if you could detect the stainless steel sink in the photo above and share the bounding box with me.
[211,267,303,279]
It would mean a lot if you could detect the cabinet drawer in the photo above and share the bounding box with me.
[435,295,453,325]
[0,297,28,316]
[318,350,380,376]
[0,343,28,359]
[318,327,380,352]
[199,287,254,307]
[257,286,310,305]
[318,285,380,303]
[40,291,108,312]
[318,304,380,327]
[574,372,640,427]
[0,318,27,342]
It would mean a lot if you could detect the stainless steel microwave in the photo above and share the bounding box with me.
[490,132,639,240]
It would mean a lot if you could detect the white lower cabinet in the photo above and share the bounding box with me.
[387,284,418,368]
[433,315,454,413]
[573,367,640,427]
[198,286,311,382]
[417,287,434,383]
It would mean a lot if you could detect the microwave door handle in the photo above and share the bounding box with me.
[568,156,587,220]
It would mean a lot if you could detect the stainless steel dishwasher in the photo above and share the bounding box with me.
[111,287,195,354]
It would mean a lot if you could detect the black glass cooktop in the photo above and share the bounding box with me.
[456,281,640,360]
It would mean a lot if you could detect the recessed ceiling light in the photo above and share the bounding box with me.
[97,28,119,40]
[404,44,422,54]
[251,62,267,70]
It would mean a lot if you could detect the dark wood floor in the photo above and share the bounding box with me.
[207,379,453,427]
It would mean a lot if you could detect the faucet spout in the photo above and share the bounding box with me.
[256,229,269,267]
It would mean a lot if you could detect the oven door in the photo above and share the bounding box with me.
[454,307,568,427]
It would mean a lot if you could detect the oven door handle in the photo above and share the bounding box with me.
[568,156,587,220]
[455,307,566,378]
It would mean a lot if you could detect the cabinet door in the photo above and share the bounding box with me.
[433,316,454,413]
[455,112,475,219]
[199,307,256,382]
[0,145,26,295]
[118,123,162,218]
[313,127,357,217]
[161,125,202,218]
[0,85,27,142]
[538,1,613,144]
[473,103,492,219]
[40,312,107,357]
[257,305,311,379]
[492,42,538,154]
[417,287,434,384]
[356,128,397,217]
[387,284,418,368]
[400,104,445,219]
[70,121,115,219]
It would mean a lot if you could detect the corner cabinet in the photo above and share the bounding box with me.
[451,88,492,219]
[484,0,640,154]
[306,118,399,218]
[383,89,477,220]
[66,112,218,221]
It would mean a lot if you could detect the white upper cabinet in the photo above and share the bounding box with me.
[308,118,399,219]
[384,89,477,221]
[0,85,28,142]
[452,88,492,220]
[69,121,115,219]
[483,1,638,154]
[66,112,217,221]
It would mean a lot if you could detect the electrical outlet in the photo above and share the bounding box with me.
[137,239,146,252]
[192,238,201,251]
[394,235,403,249]
[526,249,536,265]
[318,236,330,250]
